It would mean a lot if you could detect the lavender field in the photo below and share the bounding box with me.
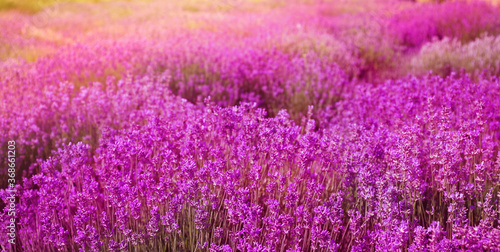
[1,0,500,251]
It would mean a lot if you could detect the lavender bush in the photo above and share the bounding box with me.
[389,0,500,49]
[2,72,500,251]
[411,34,500,79]
[1,0,500,251]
